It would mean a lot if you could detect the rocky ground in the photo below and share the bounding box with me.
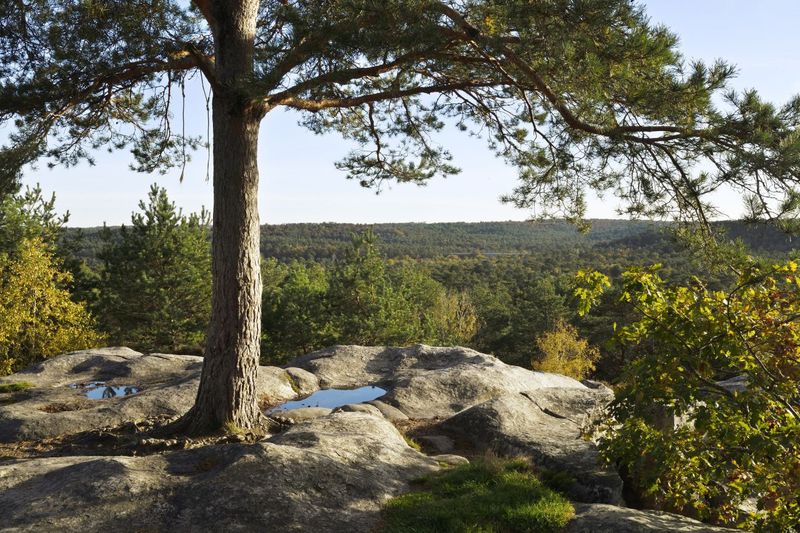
[0,346,733,532]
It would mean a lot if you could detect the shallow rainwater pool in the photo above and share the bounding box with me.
[267,386,386,414]
[69,382,140,399]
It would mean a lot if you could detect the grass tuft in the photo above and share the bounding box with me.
[284,371,301,394]
[0,381,34,394]
[223,421,246,435]
[383,456,574,532]
[403,434,422,452]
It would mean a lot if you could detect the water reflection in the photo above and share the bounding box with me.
[69,381,140,399]
[268,386,386,414]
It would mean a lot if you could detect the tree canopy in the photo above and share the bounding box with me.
[3,1,800,224]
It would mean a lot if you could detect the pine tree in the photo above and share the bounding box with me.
[97,185,212,354]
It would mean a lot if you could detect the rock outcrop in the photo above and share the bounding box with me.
[290,344,587,418]
[438,389,623,504]
[568,504,734,533]
[0,412,437,532]
[0,347,298,443]
[0,345,736,532]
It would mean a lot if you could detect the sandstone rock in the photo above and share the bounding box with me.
[438,389,623,505]
[567,504,737,532]
[2,345,727,532]
[366,400,408,421]
[417,434,455,454]
[432,454,470,467]
[284,367,320,395]
[0,348,299,442]
[332,403,383,416]
[289,344,588,418]
[272,407,332,422]
[0,412,437,532]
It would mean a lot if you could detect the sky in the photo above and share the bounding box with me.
[17,0,800,227]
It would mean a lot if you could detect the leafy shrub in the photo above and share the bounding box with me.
[532,320,599,380]
[0,238,102,375]
[579,264,800,531]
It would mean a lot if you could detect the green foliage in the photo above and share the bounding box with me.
[383,457,574,533]
[0,238,102,375]
[252,220,795,263]
[574,270,611,317]
[261,258,333,360]
[96,185,211,354]
[70,218,797,375]
[589,264,800,531]
[261,230,478,363]
[4,2,800,228]
[0,185,67,256]
[0,381,34,393]
[325,229,412,346]
[533,320,599,380]
[0,185,100,306]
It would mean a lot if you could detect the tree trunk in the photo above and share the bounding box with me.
[176,0,265,435]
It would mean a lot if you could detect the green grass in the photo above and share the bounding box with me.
[383,457,574,533]
[283,371,301,394]
[0,381,34,394]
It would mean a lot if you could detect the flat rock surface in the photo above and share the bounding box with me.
[289,344,588,418]
[0,348,300,442]
[0,412,437,532]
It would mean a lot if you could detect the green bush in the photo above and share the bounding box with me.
[532,320,599,380]
[578,264,800,531]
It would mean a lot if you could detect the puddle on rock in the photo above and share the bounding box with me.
[69,381,140,399]
[267,386,386,414]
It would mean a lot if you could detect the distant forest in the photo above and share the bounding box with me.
[69,219,797,266]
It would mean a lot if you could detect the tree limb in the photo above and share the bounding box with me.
[275,80,495,112]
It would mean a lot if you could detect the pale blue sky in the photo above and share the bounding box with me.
[18,1,800,226]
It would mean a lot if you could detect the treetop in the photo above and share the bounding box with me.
[3,0,800,226]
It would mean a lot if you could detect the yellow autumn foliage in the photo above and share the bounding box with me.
[0,238,103,375]
[532,320,599,380]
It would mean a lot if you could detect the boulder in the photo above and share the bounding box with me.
[289,344,588,418]
[366,400,408,421]
[284,367,320,396]
[0,412,437,532]
[332,403,383,416]
[567,504,737,532]
[438,389,623,505]
[432,454,470,467]
[273,407,333,422]
[416,434,455,454]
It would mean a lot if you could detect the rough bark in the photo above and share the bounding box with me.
[176,0,265,435]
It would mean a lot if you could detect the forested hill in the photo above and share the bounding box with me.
[262,219,798,260]
[69,219,796,263]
